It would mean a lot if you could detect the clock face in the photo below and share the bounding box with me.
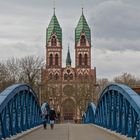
[63,85,74,96]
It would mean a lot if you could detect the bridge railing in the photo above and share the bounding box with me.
[0,84,42,140]
[83,84,140,140]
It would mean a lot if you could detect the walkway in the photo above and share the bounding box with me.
[14,124,134,140]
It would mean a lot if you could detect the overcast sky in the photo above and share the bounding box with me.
[0,0,140,80]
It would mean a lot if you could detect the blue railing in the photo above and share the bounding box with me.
[0,84,42,139]
[83,84,140,140]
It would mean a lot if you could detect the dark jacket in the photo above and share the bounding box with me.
[49,110,56,120]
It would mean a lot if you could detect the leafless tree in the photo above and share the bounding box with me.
[0,62,15,91]
[5,57,20,83]
[0,56,44,92]
[19,56,44,89]
[113,72,140,87]
[94,78,110,100]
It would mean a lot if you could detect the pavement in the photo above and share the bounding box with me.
[10,124,134,140]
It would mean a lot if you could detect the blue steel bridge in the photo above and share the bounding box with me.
[0,83,140,140]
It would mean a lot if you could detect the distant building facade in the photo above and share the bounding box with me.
[41,9,96,122]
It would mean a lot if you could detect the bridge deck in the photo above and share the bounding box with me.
[14,124,133,140]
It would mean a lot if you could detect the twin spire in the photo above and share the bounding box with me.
[46,8,62,45]
[46,7,90,67]
[75,8,91,45]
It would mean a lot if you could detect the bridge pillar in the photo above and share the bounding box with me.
[136,130,140,140]
[136,121,140,140]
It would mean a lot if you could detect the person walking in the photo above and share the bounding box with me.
[41,103,49,129]
[49,107,56,129]
[57,112,61,123]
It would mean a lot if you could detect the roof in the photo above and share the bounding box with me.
[66,47,72,66]
[75,11,91,45]
[46,11,62,44]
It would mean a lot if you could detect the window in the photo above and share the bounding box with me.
[84,74,89,80]
[84,54,88,66]
[54,74,59,80]
[64,73,68,80]
[78,74,82,80]
[55,54,59,65]
[51,36,57,46]
[49,54,53,66]
[49,73,53,79]
[79,54,82,66]
[70,74,73,80]
[80,35,86,46]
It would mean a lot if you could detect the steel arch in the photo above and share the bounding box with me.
[0,84,42,139]
[83,102,96,123]
[84,84,140,140]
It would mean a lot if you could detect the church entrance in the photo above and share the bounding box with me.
[62,99,75,121]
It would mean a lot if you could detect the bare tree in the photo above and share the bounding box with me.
[113,73,140,87]
[5,57,20,83]
[19,56,44,89]
[0,62,15,91]
[0,56,44,92]
[96,78,110,90]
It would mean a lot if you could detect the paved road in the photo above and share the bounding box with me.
[15,124,133,140]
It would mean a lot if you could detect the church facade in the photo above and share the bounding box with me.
[41,9,96,122]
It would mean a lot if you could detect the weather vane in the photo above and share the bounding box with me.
[81,0,84,11]
[53,0,56,14]
[81,0,84,13]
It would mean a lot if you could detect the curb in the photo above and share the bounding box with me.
[6,125,42,140]
[92,124,135,140]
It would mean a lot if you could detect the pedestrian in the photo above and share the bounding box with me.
[41,103,49,129]
[57,112,61,123]
[49,107,56,129]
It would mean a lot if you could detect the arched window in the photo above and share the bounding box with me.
[79,54,82,66]
[49,73,53,79]
[54,73,59,80]
[78,74,82,80]
[55,54,59,65]
[84,54,88,66]
[84,74,89,80]
[80,35,86,46]
[51,36,57,46]
[70,74,73,80]
[49,54,53,66]
[64,73,68,80]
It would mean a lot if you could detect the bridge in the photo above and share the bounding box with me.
[0,83,140,140]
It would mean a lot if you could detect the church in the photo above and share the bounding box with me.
[41,8,96,122]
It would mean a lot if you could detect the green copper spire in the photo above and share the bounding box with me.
[66,46,72,66]
[46,9,62,44]
[75,9,91,45]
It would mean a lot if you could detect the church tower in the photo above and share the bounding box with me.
[42,7,96,122]
[75,9,91,68]
[46,9,62,69]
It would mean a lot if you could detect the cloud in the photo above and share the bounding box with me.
[0,42,44,60]
[94,38,140,51]
[92,48,140,79]
[90,0,140,52]
[0,0,140,79]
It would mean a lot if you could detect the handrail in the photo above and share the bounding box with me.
[0,84,42,139]
[84,83,140,140]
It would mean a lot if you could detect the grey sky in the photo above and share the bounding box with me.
[0,0,140,80]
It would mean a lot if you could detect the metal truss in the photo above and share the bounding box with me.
[83,84,140,140]
[0,84,42,140]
